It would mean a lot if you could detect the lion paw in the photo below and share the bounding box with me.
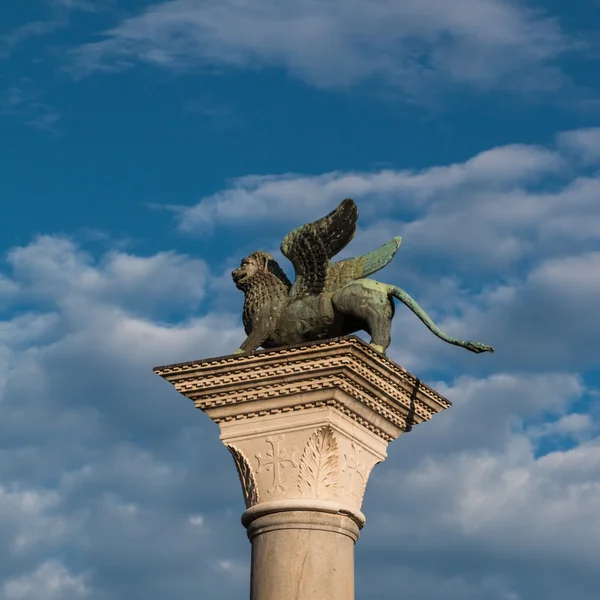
[370,343,386,354]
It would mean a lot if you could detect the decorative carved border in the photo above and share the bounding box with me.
[174,354,435,421]
[226,445,260,508]
[196,373,413,424]
[154,336,450,441]
[215,399,394,442]
[155,336,448,409]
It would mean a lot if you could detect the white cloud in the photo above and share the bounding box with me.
[0,121,598,600]
[2,561,88,600]
[0,274,18,298]
[557,127,600,164]
[529,251,600,299]
[0,313,58,348]
[527,413,595,442]
[176,142,561,231]
[0,21,63,59]
[0,486,68,557]
[211,558,249,580]
[452,251,600,371]
[0,86,59,131]
[174,130,598,278]
[58,445,183,497]
[6,236,210,318]
[376,437,600,564]
[394,372,585,456]
[71,0,571,96]
[0,235,248,599]
[0,236,242,465]
[52,0,97,11]
[361,372,600,599]
[357,564,522,599]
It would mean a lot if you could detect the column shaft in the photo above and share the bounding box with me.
[246,510,360,600]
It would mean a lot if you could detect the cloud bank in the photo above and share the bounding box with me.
[0,127,599,599]
[72,0,573,96]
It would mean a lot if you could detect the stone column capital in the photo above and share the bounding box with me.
[154,336,450,515]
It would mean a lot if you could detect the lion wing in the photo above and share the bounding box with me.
[280,198,358,297]
[323,236,402,292]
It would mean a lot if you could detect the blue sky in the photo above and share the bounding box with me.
[1,1,599,598]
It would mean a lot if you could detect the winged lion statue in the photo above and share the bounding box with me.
[232,198,494,356]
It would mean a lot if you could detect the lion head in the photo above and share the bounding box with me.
[231,251,292,292]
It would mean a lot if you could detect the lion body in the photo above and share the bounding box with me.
[265,281,395,349]
[232,252,493,356]
[236,255,396,352]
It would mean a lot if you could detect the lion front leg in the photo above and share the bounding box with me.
[234,338,260,355]
[234,333,267,354]
[234,317,277,354]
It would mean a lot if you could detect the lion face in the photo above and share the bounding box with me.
[232,255,260,289]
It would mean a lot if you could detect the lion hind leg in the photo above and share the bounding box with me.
[368,315,393,354]
[332,284,394,354]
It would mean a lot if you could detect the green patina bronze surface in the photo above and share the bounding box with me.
[232,198,494,356]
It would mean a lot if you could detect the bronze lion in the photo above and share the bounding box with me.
[232,199,493,356]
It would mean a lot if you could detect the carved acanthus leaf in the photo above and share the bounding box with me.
[357,459,380,505]
[226,445,260,508]
[298,426,340,498]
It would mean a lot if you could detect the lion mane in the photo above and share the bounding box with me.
[247,251,292,291]
[239,252,291,336]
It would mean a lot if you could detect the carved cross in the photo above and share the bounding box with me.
[256,436,299,495]
[341,443,365,499]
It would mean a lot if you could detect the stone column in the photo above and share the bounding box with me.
[154,336,450,600]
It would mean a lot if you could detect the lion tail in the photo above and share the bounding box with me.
[388,285,494,354]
